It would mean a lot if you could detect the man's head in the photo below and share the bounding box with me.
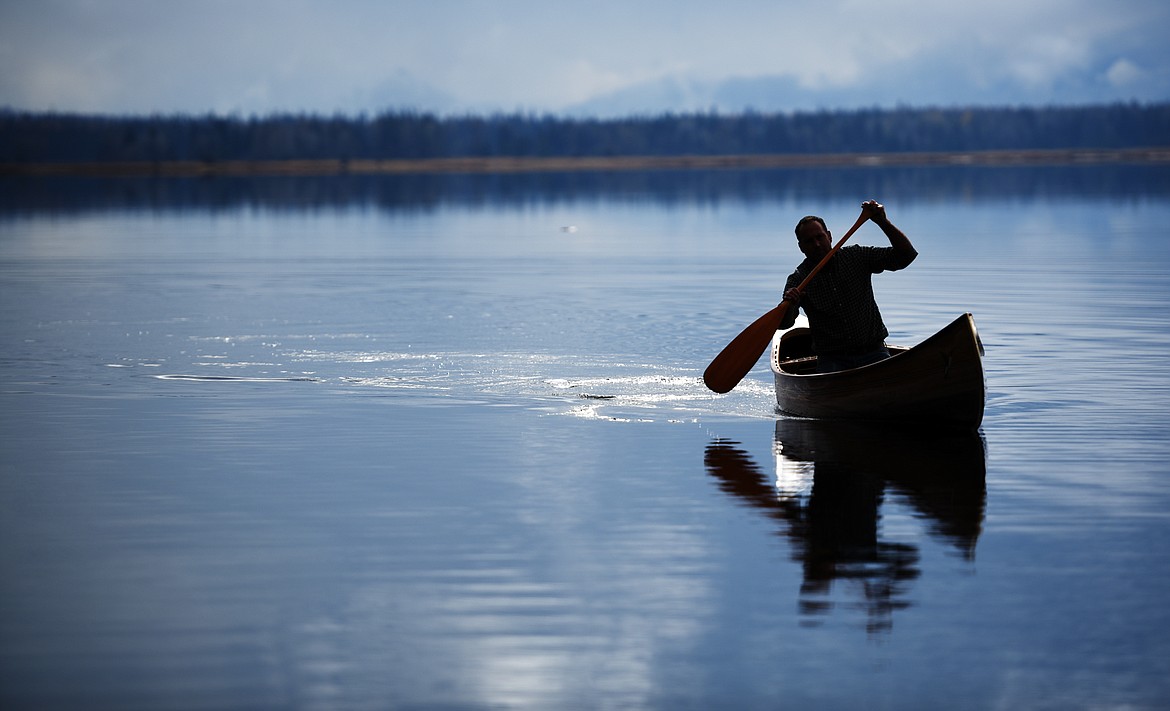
[794,215,832,261]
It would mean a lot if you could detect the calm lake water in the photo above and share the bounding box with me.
[3,167,1170,710]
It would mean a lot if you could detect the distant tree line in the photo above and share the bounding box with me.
[1,103,1168,164]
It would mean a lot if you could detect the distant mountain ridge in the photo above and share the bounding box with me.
[560,57,1167,117]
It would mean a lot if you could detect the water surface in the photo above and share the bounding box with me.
[2,168,1170,709]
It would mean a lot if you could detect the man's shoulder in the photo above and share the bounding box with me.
[839,244,893,263]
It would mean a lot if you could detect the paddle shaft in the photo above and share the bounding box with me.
[702,210,870,393]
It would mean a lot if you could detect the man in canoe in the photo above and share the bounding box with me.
[777,200,918,373]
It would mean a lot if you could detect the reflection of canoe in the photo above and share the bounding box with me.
[774,418,987,559]
[770,313,986,429]
[703,419,986,632]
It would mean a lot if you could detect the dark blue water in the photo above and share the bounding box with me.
[3,170,1170,709]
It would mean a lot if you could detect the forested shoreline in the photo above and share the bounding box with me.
[3,103,1168,166]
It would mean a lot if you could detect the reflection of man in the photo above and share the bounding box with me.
[704,440,918,634]
[798,462,919,634]
[778,200,918,373]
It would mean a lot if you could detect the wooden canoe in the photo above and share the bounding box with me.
[769,313,986,428]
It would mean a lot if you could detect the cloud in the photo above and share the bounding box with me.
[1106,59,1145,88]
[0,0,1166,115]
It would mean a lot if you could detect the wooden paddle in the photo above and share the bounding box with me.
[702,210,871,393]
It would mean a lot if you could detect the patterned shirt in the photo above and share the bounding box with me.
[784,245,917,355]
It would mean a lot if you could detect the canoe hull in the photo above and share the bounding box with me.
[770,313,986,428]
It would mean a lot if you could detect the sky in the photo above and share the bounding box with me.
[1,0,1167,117]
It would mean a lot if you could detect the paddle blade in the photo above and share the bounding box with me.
[703,303,788,393]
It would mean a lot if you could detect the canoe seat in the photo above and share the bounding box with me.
[778,356,818,375]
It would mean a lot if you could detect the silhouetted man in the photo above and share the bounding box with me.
[778,200,917,373]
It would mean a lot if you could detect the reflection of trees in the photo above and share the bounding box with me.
[704,420,986,634]
[4,165,1169,216]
